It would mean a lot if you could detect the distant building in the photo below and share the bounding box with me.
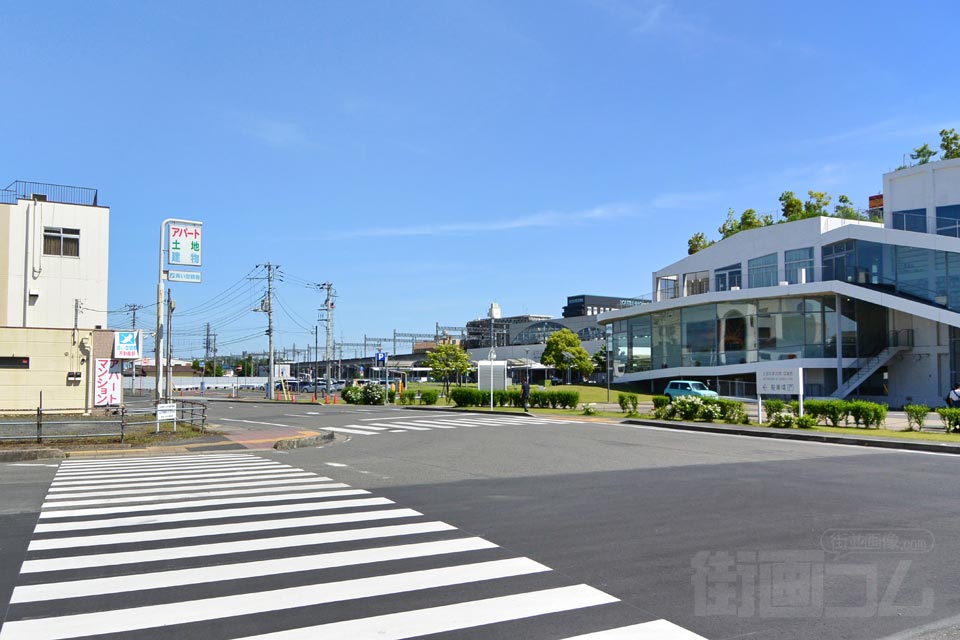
[562,294,647,318]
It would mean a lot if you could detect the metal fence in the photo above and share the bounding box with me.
[0,399,205,443]
[2,180,99,206]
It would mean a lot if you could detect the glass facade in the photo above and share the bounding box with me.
[936,205,960,237]
[748,253,778,288]
[610,295,883,374]
[715,263,742,292]
[784,247,814,284]
[893,208,927,233]
[820,239,960,311]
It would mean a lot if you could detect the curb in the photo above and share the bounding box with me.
[624,419,960,455]
[0,448,65,462]
[274,431,337,450]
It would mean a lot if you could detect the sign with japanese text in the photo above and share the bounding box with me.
[114,330,140,359]
[758,368,802,395]
[94,359,122,406]
[168,223,202,266]
[156,403,177,421]
[167,270,202,283]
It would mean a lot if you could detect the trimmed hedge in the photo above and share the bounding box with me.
[765,398,888,428]
[450,387,578,409]
[420,390,439,405]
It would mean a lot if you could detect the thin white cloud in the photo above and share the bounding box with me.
[333,203,637,239]
[588,0,722,47]
[801,118,951,147]
[242,118,308,147]
[776,163,847,187]
[651,190,723,209]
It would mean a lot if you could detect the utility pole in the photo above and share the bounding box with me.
[213,332,218,377]
[165,289,175,399]
[255,263,277,399]
[324,283,335,392]
[125,303,143,394]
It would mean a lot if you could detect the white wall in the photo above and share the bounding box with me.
[0,199,109,329]
[884,157,960,231]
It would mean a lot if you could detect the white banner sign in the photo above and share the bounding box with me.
[758,368,802,395]
[168,223,202,266]
[114,330,140,359]
[94,359,122,406]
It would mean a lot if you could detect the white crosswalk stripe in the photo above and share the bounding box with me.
[0,453,707,640]
[317,413,576,437]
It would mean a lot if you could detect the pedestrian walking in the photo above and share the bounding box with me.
[521,377,531,412]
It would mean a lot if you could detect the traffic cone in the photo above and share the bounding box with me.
[292,394,297,403]
[324,394,329,404]
[276,391,280,401]
[312,392,317,403]
[333,394,338,404]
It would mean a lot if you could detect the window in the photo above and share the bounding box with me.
[714,263,742,292]
[657,276,678,301]
[893,208,927,233]
[784,247,814,284]
[937,205,960,237]
[748,253,778,288]
[684,271,710,296]
[43,227,80,257]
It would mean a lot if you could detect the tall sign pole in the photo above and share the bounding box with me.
[156,218,203,403]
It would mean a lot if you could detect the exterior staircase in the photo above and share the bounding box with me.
[831,331,914,399]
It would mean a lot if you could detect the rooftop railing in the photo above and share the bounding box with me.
[1,180,99,206]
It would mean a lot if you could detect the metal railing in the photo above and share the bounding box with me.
[0,407,127,443]
[839,329,914,385]
[2,180,99,206]
[0,399,206,443]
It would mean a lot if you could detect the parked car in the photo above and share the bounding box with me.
[664,380,718,401]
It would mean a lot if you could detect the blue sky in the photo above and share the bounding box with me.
[2,0,958,360]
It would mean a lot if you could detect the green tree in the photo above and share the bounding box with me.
[591,343,608,373]
[779,191,804,221]
[911,143,937,165]
[687,231,711,254]
[718,208,740,238]
[803,190,831,218]
[541,328,594,382]
[740,208,773,230]
[941,128,960,160]
[834,194,858,219]
[424,344,471,397]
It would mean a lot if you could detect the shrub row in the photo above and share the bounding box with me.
[448,388,579,409]
[937,407,960,432]
[765,398,888,429]
[397,389,440,406]
[618,393,641,414]
[654,396,748,424]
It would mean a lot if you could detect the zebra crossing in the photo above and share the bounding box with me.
[0,453,707,640]
[314,413,578,437]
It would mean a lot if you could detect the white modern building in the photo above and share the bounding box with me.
[599,158,960,408]
[0,181,109,329]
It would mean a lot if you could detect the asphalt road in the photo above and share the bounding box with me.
[1,402,958,639]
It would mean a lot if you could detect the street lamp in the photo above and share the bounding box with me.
[488,302,499,410]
